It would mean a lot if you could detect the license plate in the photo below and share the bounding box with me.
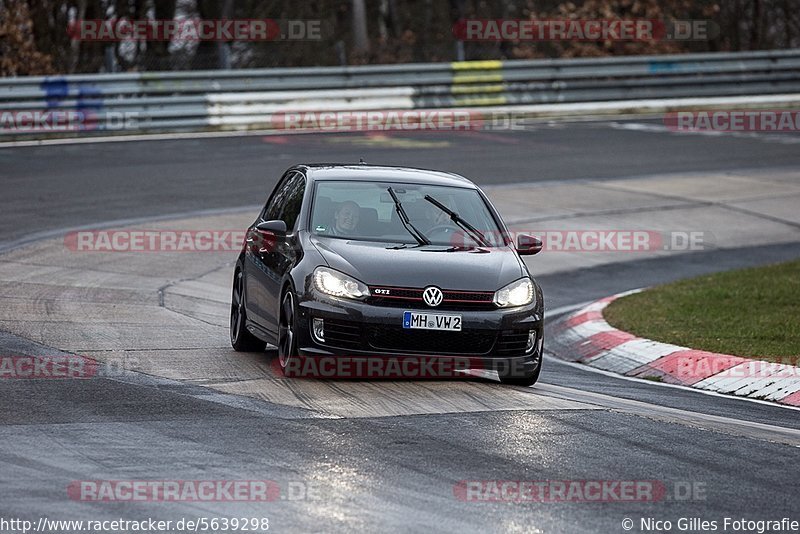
[403,311,462,331]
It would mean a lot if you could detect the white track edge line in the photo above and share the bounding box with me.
[542,351,800,413]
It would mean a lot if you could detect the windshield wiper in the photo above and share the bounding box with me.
[387,187,430,246]
[424,194,491,247]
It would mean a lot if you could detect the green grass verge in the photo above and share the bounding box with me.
[603,259,800,363]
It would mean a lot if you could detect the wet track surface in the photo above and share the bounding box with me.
[1,120,799,532]
[4,119,800,246]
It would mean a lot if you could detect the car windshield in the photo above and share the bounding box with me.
[310,181,505,246]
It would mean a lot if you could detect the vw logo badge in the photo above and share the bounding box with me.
[422,286,443,307]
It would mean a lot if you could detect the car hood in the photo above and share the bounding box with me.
[310,236,525,291]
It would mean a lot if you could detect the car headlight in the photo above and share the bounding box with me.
[313,267,369,300]
[493,277,534,308]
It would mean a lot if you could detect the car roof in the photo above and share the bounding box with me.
[294,164,478,189]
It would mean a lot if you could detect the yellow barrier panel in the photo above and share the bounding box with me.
[453,95,508,106]
[450,60,503,70]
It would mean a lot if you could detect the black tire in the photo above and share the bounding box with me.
[498,353,542,387]
[230,269,264,352]
[277,290,300,377]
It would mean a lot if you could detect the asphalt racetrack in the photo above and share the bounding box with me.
[1,119,799,533]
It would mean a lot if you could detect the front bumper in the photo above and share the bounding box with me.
[293,292,543,375]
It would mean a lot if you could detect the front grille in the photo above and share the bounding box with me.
[495,330,531,356]
[368,286,496,310]
[323,319,362,350]
[367,325,496,355]
[374,287,419,299]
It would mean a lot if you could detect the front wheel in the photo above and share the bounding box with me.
[277,290,299,377]
[230,269,264,352]
[498,353,542,387]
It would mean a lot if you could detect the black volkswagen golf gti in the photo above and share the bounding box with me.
[230,164,544,385]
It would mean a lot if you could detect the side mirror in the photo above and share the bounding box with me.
[256,220,287,236]
[516,234,542,255]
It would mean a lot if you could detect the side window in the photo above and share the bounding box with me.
[261,173,291,222]
[260,171,306,231]
[281,172,306,231]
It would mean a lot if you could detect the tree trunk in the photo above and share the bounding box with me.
[351,0,369,53]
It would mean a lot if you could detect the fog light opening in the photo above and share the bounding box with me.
[526,330,536,353]
[312,318,325,343]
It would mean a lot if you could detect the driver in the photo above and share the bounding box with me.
[421,201,450,231]
[330,201,360,235]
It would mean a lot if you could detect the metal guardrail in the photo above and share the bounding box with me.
[1,49,799,138]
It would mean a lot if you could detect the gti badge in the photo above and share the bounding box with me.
[422,286,443,307]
